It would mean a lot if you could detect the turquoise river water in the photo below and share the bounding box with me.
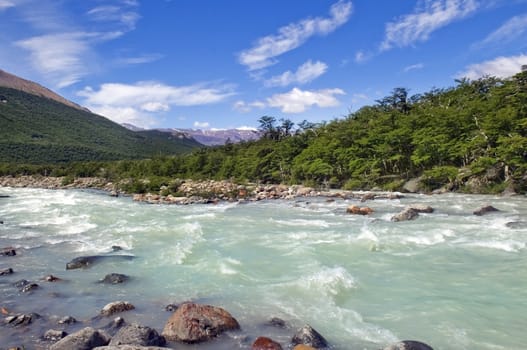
[0,187,526,349]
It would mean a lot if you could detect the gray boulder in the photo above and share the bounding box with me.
[382,340,434,350]
[291,324,328,348]
[101,301,135,316]
[50,327,110,350]
[391,208,418,222]
[94,346,171,350]
[100,273,129,284]
[0,267,13,275]
[473,205,499,216]
[109,324,166,347]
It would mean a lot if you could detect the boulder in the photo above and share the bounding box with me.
[101,301,135,316]
[1,247,16,256]
[252,336,283,350]
[0,267,13,275]
[383,340,434,350]
[93,346,170,350]
[407,204,434,213]
[5,313,39,326]
[346,205,374,215]
[161,302,240,343]
[58,316,77,324]
[506,221,527,229]
[66,255,134,269]
[360,193,376,202]
[14,279,39,292]
[42,274,61,282]
[50,327,110,350]
[43,329,68,341]
[109,324,166,347]
[266,317,287,328]
[104,316,127,336]
[473,205,499,216]
[293,345,317,350]
[391,208,418,222]
[100,273,129,284]
[291,325,328,348]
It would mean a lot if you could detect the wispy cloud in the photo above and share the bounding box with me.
[267,87,345,113]
[87,4,140,30]
[78,81,235,127]
[380,0,478,51]
[404,63,425,72]
[0,0,14,11]
[193,121,210,128]
[16,32,95,88]
[457,54,527,79]
[473,13,527,49]
[238,0,352,70]
[116,53,164,65]
[264,60,328,87]
[232,100,265,113]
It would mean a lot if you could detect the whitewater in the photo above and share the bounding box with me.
[0,187,526,349]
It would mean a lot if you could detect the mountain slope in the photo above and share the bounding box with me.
[0,86,202,163]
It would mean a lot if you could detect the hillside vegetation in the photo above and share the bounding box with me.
[2,72,526,194]
[0,87,202,163]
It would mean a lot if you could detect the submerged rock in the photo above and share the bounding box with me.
[506,221,527,229]
[50,327,110,350]
[93,345,170,349]
[161,302,240,343]
[100,273,129,284]
[391,208,418,222]
[109,324,166,347]
[58,316,77,325]
[1,247,16,256]
[383,340,434,350]
[346,205,374,215]
[291,325,328,348]
[0,267,13,275]
[473,205,499,216]
[43,329,68,341]
[266,317,287,328]
[252,336,283,350]
[5,313,40,327]
[66,255,134,269]
[101,301,135,316]
[42,274,61,282]
[14,279,39,292]
[407,204,434,213]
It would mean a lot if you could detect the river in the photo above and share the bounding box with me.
[0,187,526,349]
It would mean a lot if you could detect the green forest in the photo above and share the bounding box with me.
[1,71,526,194]
[0,87,201,163]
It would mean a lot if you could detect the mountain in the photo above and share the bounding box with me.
[0,69,85,111]
[0,71,203,164]
[122,124,260,146]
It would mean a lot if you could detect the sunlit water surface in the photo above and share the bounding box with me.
[0,188,526,349]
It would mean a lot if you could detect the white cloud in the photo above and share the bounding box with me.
[404,63,425,72]
[264,60,328,87]
[15,32,94,88]
[238,0,352,70]
[233,100,265,113]
[194,121,210,128]
[87,3,140,30]
[267,87,345,113]
[0,0,14,11]
[78,81,235,127]
[236,126,258,131]
[380,0,478,51]
[474,14,527,49]
[457,54,527,79]
[116,53,164,65]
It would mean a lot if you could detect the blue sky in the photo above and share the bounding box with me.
[1,0,526,130]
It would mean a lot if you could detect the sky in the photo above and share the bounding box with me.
[1,0,526,130]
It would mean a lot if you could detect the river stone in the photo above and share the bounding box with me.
[473,205,499,216]
[50,327,110,350]
[506,221,527,229]
[293,345,317,350]
[161,302,240,343]
[252,336,283,349]
[42,274,61,282]
[408,204,434,213]
[101,301,135,316]
[1,247,16,256]
[58,316,77,324]
[383,340,434,350]
[346,205,374,215]
[66,255,135,269]
[266,317,287,328]
[100,273,129,284]
[391,208,418,222]
[109,324,166,347]
[43,329,68,341]
[93,346,170,350]
[291,325,328,348]
[0,267,13,275]
[5,313,39,326]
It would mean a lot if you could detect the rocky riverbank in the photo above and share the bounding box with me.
[0,175,404,205]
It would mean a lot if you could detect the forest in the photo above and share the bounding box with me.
[1,71,526,194]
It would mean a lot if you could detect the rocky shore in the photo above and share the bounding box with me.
[0,175,404,205]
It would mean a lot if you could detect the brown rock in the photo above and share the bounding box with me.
[346,205,373,215]
[161,302,240,343]
[473,205,499,216]
[293,345,317,350]
[252,336,283,350]
[408,204,434,213]
[383,340,434,350]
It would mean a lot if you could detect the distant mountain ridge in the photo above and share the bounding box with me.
[122,124,261,146]
[0,69,85,111]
